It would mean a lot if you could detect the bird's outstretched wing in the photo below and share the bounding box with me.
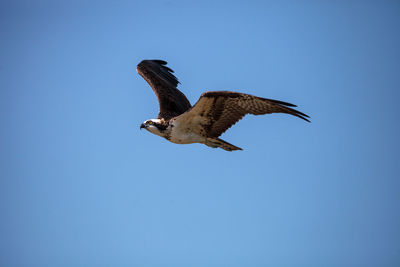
[177,91,310,138]
[137,60,191,120]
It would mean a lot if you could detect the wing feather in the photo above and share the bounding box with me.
[137,60,191,120]
[177,91,310,138]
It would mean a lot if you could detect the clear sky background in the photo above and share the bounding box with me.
[1,0,399,266]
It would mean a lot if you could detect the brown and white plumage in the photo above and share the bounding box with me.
[138,59,310,151]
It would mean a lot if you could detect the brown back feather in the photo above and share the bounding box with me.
[137,60,191,120]
[195,91,310,138]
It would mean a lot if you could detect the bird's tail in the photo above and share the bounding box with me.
[205,138,242,151]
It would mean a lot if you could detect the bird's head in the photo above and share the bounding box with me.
[140,119,165,136]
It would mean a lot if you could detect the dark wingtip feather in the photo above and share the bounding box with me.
[267,98,297,107]
[297,114,311,122]
[137,59,180,87]
[152,59,168,65]
[264,97,310,122]
[291,109,311,122]
[163,66,174,73]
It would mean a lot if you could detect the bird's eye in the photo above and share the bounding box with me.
[148,121,153,125]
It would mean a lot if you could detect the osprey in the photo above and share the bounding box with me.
[138,60,310,151]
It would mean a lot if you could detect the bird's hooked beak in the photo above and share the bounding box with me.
[140,123,146,130]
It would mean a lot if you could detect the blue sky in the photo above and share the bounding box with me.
[1,0,399,266]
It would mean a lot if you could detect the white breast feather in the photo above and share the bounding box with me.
[169,116,206,144]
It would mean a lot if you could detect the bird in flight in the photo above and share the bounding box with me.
[138,60,310,151]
